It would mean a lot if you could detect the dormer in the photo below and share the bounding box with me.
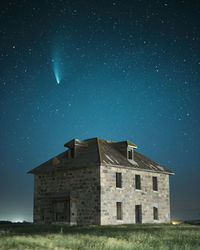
[64,139,88,159]
[111,140,138,162]
[127,147,134,160]
[126,141,137,162]
[69,148,75,159]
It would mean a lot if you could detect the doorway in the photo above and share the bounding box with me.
[135,205,142,223]
[53,200,70,222]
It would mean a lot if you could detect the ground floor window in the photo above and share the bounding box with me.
[135,204,142,223]
[116,202,122,220]
[153,207,158,220]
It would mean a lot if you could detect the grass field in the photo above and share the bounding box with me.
[0,223,200,250]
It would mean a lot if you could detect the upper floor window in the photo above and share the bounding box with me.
[116,172,122,188]
[71,148,75,158]
[128,148,133,160]
[153,177,158,191]
[153,207,158,220]
[135,174,141,190]
[116,202,122,220]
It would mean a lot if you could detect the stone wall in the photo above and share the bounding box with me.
[33,164,171,225]
[34,166,100,225]
[100,165,170,225]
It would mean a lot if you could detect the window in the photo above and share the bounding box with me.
[153,207,158,220]
[116,172,122,188]
[71,148,75,158]
[135,174,141,190]
[135,205,142,223]
[128,148,133,160]
[116,202,122,220]
[153,177,158,191]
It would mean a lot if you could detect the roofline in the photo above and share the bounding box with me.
[27,152,66,174]
[28,162,175,175]
[97,138,138,146]
[126,140,138,148]
[27,137,174,175]
[27,164,101,174]
[96,138,102,164]
[100,163,175,175]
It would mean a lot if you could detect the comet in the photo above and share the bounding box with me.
[53,59,61,84]
[52,49,63,84]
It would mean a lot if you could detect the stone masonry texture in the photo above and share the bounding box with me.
[100,165,170,225]
[34,166,100,225]
[33,164,170,225]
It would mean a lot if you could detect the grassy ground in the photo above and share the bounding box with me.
[0,223,200,250]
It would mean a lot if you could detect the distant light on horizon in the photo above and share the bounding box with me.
[11,217,25,223]
[13,219,23,223]
[0,215,32,223]
[171,220,184,225]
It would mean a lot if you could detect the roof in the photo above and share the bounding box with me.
[28,138,174,175]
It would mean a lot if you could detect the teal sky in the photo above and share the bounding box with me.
[0,0,200,221]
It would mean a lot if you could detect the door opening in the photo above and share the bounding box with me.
[53,200,70,222]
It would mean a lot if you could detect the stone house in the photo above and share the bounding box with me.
[28,138,174,225]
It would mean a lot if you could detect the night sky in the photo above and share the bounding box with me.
[0,0,200,222]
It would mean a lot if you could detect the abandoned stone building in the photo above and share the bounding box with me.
[28,137,174,225]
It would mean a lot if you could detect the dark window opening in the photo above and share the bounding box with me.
[135,205,142,223]
[71,148,75,158]
[116,172,122,188]
[153,207,158,220]
[153,177,158,191]
[128,149,133,160]
[116,202,122,220]
[135,175,141,190]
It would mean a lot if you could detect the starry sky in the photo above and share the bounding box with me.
[0,0,200,222]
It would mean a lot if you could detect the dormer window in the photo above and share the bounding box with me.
[127,146,134,161]
[128,148,133,160]
[71,148,75,158]
[68,148,75,159]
